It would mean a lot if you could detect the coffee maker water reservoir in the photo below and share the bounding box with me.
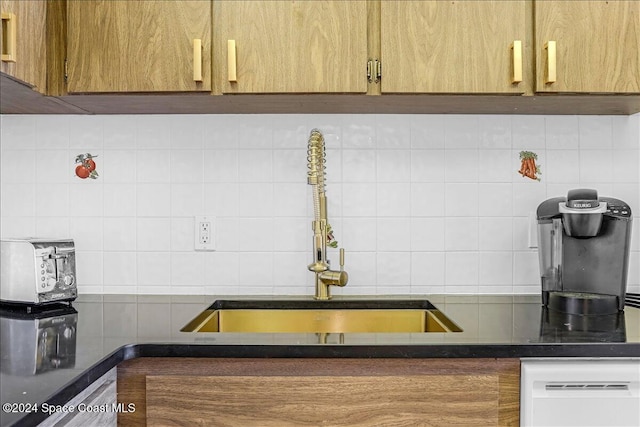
[536,189,633,314]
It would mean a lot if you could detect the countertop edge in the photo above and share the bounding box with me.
[14,341,640,427]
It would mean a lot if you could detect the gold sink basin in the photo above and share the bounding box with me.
[181,300,462,333]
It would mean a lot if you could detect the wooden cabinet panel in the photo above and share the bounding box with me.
[380,1,528,94]
[213,0,367,94]
[5,0,639,113]
[67,0,211,93]
[118,357,520,426]
[147,374,500,426]
[1,0,47,92]
[535,0,640,93]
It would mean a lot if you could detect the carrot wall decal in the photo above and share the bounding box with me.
[518,151,541,181]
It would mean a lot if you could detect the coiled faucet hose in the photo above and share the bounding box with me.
[307,129,326,222]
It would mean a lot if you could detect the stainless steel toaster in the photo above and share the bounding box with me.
[0,239,77,305]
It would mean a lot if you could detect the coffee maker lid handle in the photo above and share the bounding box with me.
[566,188,599,209]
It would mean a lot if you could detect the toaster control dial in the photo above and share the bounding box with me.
[63,275,75,287]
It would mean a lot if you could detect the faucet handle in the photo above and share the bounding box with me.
[317,247,348,297]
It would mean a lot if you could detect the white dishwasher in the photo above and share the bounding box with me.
[520,358,640,427]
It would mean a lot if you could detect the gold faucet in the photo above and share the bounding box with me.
[307,129,348,300]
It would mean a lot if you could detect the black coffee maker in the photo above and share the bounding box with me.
[536,189,633,315]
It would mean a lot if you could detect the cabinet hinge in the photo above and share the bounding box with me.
[367,59,381,83]
[64,58,68,83]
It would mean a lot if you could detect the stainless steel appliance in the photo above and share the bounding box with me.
[536,189,632,314]
[0,239,77,305]
[0,303,77,375]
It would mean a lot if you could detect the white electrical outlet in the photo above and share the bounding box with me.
[194,216,215,251]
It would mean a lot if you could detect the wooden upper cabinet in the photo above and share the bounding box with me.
[213,0,368,94]
[535,0,640,94]
[380,1,528,94]
[66,0,211,93]
[1,0,47,92]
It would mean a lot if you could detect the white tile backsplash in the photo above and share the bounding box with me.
[136,150,170,183]
[2,183,35,217]
[445,183,479,216]
[478,115,512,149]
[445,115,479,149]
[579,150,614,183]
[410,252,445,289]
[1,113,638,296]
[579,116,613,149]
[69,115,103,151]
[444,149,479,182]
[546,116,579,149]
[2,116,36,148]
[3,150,35,183]
[103,252,137,287]
[479,252,513,286]
[410,217,446,251]
[512,116,546,149]
[136,218,171,251]
[36,115,70,149]
[478,183,513,216]
[136,116,171,149]
[479,218,513,251]
[103,218,137,251]
[410,149,445,182]
[545,150,580,183]
[137,183,171,217]
[445,252,479,287]
[170,183,203,217]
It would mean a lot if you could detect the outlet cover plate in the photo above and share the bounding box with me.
[195,216,215,251]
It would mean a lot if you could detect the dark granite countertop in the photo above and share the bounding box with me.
[1,294,639,427]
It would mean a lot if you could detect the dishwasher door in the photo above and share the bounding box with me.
[521,359,640,427]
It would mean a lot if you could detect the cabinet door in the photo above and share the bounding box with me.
[119,357,520,426]
[1,0,47,92]
[535,0,640,93]
[147,374,502,425]
[213,0,367,94]
[380,0,527,94]
[67,0,211,93]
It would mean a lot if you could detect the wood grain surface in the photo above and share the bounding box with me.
[146,374,499,426]
[45,0,66,96]
[535,0,640,93]
[1,0,47,92]
[117,358,520,427]
[381,0,528,94]
[213,1,367,94]
[67,0,211,93]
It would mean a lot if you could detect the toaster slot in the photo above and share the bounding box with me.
[54,250,75,288]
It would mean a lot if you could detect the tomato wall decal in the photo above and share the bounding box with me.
[75,153,99,179]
